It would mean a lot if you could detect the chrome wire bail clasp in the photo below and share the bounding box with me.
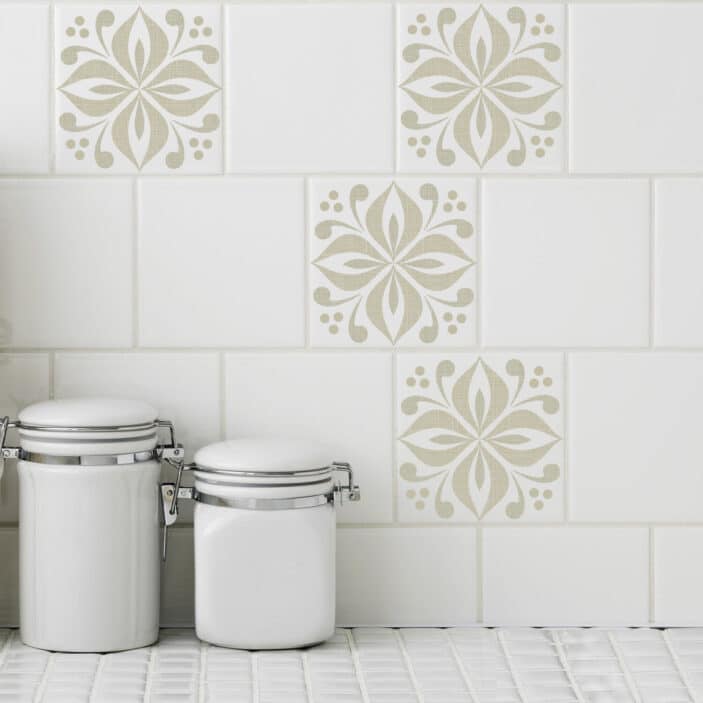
[0,416,19,486]
[331,461,360,506]
[156,419,188,560]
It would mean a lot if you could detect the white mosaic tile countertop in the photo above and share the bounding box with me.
[0,627,702,703]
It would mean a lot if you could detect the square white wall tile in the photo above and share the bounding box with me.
[309,178,477,347]
[571,4,703,173]
[396,353,563,523]
[54,352,221,521]
[0,355,50,524]
[224,353,392,523]
[397,4,565,173]
[483,527,649,625]
[0,180,133,347]
[654,528,703,626]
[139,178,304,347]
[569,353,703,522]
[226,4,393,172]
[55,5,222,174]
[337,527,476,626]
[482,179,650,347]
[0,529,19,626]
[654,179,703,346]
[0,4,49,173]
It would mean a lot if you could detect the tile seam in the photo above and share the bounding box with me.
[607,632,642,703]
[345,629,372,703]
[550,630,585,703]
[391,351,398,522]
[649,178,655,348]
[88,650,106,703]
[0,630,14,672]
[496,630,528,703]
[662,630,699,703]
[133,177,140,348]
[198,639,208,703]
[48,0,55,175]
[563,351,569,522]
[252,651,259,703]
[475,177,482,347]
[304,177,310,349]
[394,629,424,703]
[649,526,655,623]
[143,643,158,703]
[32,652,53,703]
[445,629,481,703]
[220,0,226,176]
[302,649,315,703]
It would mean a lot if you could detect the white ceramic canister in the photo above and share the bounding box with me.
[167,439,360,650]
[0,398,185,652]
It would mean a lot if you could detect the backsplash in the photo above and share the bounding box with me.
[1,0,702,628]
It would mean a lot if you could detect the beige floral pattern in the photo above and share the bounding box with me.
[310,180,476,346]
[398,355,562,520]
[399,4,563,170]
[56,5,221,171]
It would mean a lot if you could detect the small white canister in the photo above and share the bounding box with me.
[167,439,360,650]
[0,398,184,653]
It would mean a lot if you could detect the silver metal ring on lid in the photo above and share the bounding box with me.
[165,438,360,515]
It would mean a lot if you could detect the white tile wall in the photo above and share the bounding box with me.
[0,181,133,348]
[0,4,49,173]
[225,4,393,172]
[571,3,703,173]
[482,179,650,347]
[484,527,650,625]
[654,528,703,626]
[336,527,477,626]
[654,179,703,346]
[569,353,703,522]
[0,0,702,628]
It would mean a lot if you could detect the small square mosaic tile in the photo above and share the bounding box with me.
[397,4,565,172]
[55,4,222,174]
[309,178,477,347]
[396,353,564,522]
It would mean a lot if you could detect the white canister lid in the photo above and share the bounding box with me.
[19,397,157,429]
[17,397,160,456]
[194,438,332,474]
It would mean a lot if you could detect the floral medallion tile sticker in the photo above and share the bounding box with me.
[55,5,222,173]
[397,4,564,172]
[309,179,477,347]
[396,354,563,522]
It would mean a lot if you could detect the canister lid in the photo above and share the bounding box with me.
[194,438,332,474]
[19,397,157,429]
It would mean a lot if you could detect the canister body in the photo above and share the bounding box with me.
[194,499,335,650]
[18,459,161,652]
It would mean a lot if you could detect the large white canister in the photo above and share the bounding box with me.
[0,398,184,653]
[167,439,360,650]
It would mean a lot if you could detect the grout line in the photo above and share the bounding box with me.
[219,1,226,176]
[608,632,642,703]
[551,630,585,703]
[649,526,655,623]
[345,630,371,703]
[662,630,699,703]
[48,352,55,399]
[0,630,14,672]
[394,629,424,703]
[48,1,55,175]
[562,352,569,521]
[197,639,208,703]
[475,178,482,347]
[133,178,140,348]
[32,652,53,703]
[304,177,310,349]
[564,1,569,175]
[649,178,656,348]
[391,351,398,522]
[475,525,483,623]
[392,3,398,173]
[143,643,158,703]
[445,629,481,703]
[496,631,527,703]
[301,649,314,703]
[88,650,106,703]
[251,651,259,703]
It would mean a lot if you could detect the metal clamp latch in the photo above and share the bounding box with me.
[0,417,19,461]
[331,461,360,505]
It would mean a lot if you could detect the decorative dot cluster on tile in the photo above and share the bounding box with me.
[398,4,565,172]
[55,4,222,174]
[309,179,477,347]
[396,354,564,522]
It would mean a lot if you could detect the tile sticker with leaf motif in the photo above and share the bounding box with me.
[55,4,222,173]
[309,179,476,347]
[397,354,563,522]
[398,4,564,172]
